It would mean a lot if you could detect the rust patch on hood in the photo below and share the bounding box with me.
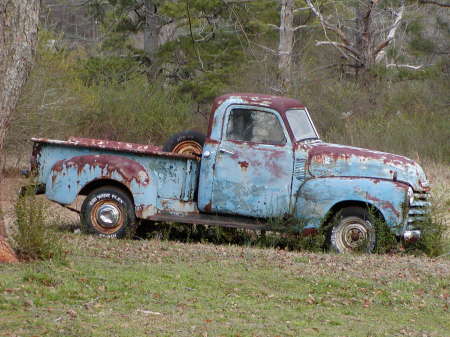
[308,143,416,167]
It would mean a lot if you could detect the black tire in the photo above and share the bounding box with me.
[330,207,376,253]
[80,186,137,239]
[163,130,205,156]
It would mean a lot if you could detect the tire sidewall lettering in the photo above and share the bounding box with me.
[88,192,125,207]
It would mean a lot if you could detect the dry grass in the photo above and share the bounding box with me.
[423,161,450,239]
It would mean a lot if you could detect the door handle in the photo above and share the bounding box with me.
[219,148,235,155]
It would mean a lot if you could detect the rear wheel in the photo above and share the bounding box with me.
[163,130,205,156]
[80,186,137,239]
[330,207,376,253]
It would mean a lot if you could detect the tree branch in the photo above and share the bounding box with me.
[267,23,280,30]
[419,0,450,8]
[185,0,205,70]
[253,43,278,55]
[294,7,311,12]
[373,2,405,57]
[315,41,361,59]
[294,25,309,31]
[306,0,352,46]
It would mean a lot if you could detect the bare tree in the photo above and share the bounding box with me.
[277,0,295,92]
[306,0,406,79]
[0,0,40,256]
[260,0,311,93]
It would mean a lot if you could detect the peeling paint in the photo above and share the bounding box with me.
[238,161,249,169]
[29,93,430,240]
[32,137,199,160]
[51,155,150,187]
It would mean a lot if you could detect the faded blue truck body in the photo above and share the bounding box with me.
[30,93,431,237]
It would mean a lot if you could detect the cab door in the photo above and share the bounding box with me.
[210,105,294,218]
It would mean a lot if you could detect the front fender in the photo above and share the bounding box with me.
[295,177,409,233]
[45,154,157,215]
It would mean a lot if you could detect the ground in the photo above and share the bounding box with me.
[0,164,449,337]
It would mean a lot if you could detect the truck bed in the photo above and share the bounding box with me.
[31,137,201,217]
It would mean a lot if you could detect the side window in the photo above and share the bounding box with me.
[225,109,286,145]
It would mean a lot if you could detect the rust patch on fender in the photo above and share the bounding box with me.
[365,193,400,218]
[51,155,150,187]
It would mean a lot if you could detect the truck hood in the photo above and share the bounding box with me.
[305,142,430,192]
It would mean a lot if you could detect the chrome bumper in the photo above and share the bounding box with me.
[403,230,421,242]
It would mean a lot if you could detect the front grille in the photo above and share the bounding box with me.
[407,192,431,226]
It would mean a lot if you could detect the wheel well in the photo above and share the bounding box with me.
[79,179,134,203]
[322,200,385,227]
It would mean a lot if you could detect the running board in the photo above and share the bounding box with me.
[146,213,268,231]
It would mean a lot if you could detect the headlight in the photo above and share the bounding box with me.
[407,187,414,205]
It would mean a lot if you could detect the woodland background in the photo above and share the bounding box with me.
[3,0,449,166]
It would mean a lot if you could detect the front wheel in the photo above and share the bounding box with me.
[80,186,137,239]
[330,207,376,253]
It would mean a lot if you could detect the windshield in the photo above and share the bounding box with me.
[285,109,318,141]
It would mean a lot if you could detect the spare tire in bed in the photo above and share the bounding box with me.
[162,130,205,156]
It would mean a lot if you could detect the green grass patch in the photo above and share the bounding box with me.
[1,233,449,336]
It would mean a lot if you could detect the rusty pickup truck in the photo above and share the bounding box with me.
[26,93,431,252]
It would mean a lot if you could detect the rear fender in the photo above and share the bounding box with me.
[45,155,158,216]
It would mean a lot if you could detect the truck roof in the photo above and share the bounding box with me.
[211,93,305,115]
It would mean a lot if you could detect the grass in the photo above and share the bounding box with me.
[1,232,449,337]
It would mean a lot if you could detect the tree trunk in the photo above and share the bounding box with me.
[0,0,39,260]
[144,0,161,64]
[354,1,375,80]
[278,0,295,93]
[0,0,40,151]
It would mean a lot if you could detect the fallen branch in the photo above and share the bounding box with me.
[386,63,425,70]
